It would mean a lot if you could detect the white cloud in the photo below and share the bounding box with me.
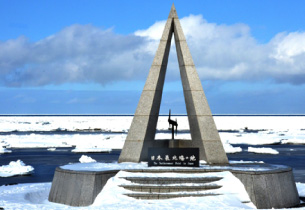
[1,15,305,86]
[0,24,151,87]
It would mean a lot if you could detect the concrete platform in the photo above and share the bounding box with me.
[48,167,118,206]
[48,163,299,208]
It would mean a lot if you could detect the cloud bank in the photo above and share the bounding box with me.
[1,14,305,87]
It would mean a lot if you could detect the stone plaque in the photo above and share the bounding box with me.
[148,148,199,167]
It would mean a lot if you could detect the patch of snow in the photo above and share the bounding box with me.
[79,155,97,163]
[296,182,305,197]
[248,147,279,155]
[0,160,34,177]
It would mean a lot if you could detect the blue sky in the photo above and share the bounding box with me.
[1,0,305,114]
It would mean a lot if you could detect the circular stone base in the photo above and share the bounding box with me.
[229,164,300,209]
[48,163,299,208]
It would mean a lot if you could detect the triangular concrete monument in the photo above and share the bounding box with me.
[119,4,228,164]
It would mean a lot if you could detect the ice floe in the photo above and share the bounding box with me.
[247,147,279,155]
[223,141,242,153]
[0,146,12,154]
[0,160,34,177]
[79,155,97,163]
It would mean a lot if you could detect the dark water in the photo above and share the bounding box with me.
[228,144,305,182]
[0,144,305,186]
[0,148,120,186]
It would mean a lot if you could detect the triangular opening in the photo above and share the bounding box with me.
[156,35,190,140]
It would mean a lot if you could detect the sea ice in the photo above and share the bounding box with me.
[223,141,242,153]
[282,138,305,145]
[72,148,112,153]
[247,147,279,155]
[0,146,12,154]
[0,160,34,177]
[79,155,97,163]
[1,116,305,149]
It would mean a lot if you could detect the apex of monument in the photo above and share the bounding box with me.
[168,3,178,19]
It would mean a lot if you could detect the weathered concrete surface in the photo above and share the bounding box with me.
[118,4,228,164]
[232,166,299,209]
[48,167,118,206]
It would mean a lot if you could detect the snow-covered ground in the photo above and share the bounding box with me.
[0,160,34,177]
[0,162,304,210]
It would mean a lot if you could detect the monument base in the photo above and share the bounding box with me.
[48,163,299,208]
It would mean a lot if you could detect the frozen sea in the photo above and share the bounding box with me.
[1,115,305,183]
[1,115,305,209]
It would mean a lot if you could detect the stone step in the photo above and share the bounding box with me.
[124,193,221,200]
[121,177,222,184]
[119,184,222,193]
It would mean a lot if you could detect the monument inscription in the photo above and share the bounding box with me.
[148,148,199,167]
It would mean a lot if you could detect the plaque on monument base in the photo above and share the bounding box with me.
[148,148,199,167]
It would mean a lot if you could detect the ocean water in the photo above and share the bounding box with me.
[1,115,305,186]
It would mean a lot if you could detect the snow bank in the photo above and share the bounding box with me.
[79,155,97,163]
[248,147,279,155]
[0,160,34,177]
